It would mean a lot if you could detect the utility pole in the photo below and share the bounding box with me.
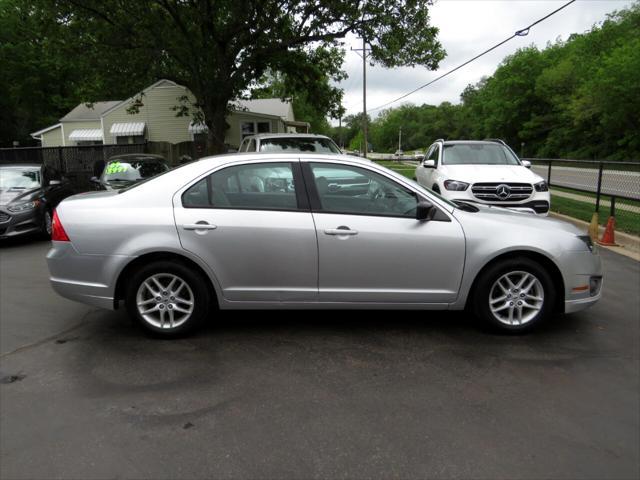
[351,38,371,158]
[398,126,402,152]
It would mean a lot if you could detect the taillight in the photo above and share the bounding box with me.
[51,209,70,242]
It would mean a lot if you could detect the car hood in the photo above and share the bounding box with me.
[441,164,543,184]
[0,187,40,206]
[455,203,583,236]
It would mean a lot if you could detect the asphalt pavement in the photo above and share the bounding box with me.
[1,238,639,479]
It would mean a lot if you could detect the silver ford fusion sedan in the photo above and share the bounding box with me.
[47,153,602,336]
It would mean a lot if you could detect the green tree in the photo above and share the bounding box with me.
[33,0,444,153]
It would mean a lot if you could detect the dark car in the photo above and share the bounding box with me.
[0,163,74,239]
[91,154,170,191]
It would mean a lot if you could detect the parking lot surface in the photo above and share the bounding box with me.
[1,238,639,479]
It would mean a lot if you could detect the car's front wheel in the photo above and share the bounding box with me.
[41,209,52,239]
[125,260,211,337]
[473,257,556,333]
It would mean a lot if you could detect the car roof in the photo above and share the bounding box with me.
[439,140,506,146]
[245,133,333,140]
[193,152,372,167]
[0,163,42,169]
[106,154,167,162]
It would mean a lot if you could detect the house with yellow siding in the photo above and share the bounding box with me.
[31,80,306,149]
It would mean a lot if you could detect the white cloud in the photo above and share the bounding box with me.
[336,0,634,121]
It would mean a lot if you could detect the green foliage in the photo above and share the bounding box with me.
[0,0,444,152]
[354,3,640,160]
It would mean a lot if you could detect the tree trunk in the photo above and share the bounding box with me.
[203,101,229,155]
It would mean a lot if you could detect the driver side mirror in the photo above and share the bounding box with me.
[416,201,436,221]
[423,159,435,168]
[521,160,531,169]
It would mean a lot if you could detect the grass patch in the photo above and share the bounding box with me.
[551,194,640,236]
[552,185,640,205]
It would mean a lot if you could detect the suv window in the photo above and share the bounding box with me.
[309,163,418,217]
[182,162,298,211]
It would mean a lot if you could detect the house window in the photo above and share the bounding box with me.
[116,135,145,145]
[241,121,271,139]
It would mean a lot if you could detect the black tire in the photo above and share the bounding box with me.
[40,208,52,239]
[472,257,556,333]
[125,260,211,337]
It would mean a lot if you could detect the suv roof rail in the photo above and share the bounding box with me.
[483,138,507,146]
[434,138,445,143]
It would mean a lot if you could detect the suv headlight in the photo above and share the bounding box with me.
[577,235,597,253]
[444,180,470,191]
[7,200,39,213]
[534,181,549,192]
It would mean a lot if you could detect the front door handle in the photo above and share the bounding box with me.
[324,227,358,236]
[183,222,217,231]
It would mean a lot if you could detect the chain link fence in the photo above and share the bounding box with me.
[525,159,640,236]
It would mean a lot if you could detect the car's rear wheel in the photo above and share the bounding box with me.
[473,257,555,333]
[125,260,210,337]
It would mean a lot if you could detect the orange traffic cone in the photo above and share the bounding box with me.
[597,216,618,246]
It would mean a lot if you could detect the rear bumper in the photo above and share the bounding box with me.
[50,277,116,310]
[47,241,133,310]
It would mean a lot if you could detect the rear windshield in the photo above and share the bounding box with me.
[442,144,520,165]
[259,137,341,154]
[103,159,169,183]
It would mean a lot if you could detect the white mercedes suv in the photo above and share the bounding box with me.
[415,139,550,215]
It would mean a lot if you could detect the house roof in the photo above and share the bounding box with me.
[60,101,122,121]
[235,98,293,120]
[100,79,180,117]
[30,123,62,138]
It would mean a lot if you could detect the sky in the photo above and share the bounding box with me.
[336,0,635,120]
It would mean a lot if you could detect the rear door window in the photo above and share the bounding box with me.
[182,162,300,211]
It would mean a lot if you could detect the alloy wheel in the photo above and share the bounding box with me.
[135,273,195,329]
[489,270,544,326]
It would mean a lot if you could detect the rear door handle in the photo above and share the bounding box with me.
[324,227,358,236]
[183,223,217,230]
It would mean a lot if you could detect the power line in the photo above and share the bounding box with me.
[368,0,577,112]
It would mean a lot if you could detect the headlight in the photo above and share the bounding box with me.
[443,180,470,191]
[534,181,548,192]
[7,200,39,213]
[577,235,596,253]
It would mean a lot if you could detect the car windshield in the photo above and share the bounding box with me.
[0,167,41,189]
[442,144,520,165]
[259,138,341,154]
[102,158,169,183]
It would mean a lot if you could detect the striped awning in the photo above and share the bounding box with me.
[110,122,145,137]
[68,129,103,141]
[188,121,208,134]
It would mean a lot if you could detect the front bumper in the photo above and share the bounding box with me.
[0,207,43,239]
[560,250,603,314]
[440,188,551,215]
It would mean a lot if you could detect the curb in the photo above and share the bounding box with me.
[550,212,640,260]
